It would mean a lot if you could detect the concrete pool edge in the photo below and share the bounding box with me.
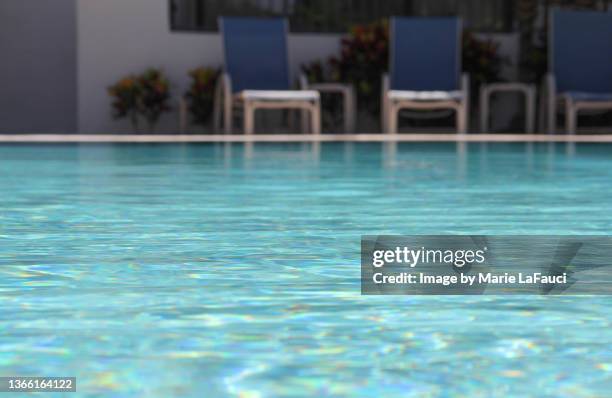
[2,133,612,143]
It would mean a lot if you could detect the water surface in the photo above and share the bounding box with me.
[0,143,610,397]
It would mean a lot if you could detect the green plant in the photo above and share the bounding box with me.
[330,20,389,114]
[302,20,504,115]
[301,60,326,84]
[108,75,142,129]
[185,67,220,126]
[462,31,506,99]
[138,69,171,130]
[108,68,171,131]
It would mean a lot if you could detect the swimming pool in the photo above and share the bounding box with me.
[0,142,610,397]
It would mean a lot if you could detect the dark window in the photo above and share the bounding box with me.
[169,0,515,33]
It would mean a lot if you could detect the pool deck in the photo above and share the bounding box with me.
[2,133,612,143]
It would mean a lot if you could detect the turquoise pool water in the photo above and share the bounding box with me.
[0,142,610,397]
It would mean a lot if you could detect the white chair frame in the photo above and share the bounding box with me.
[213,73,321,135]
[546,73,612,134]
[381,73,470,134]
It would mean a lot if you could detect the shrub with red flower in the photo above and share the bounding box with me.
[108,68,171,131]
[462,31,506,100]
[301,60,325,85]
[108,75,142,128]
[138,69,171,130]
[303,20,389,114]
[185,67,220,126]
[302,20,504,114]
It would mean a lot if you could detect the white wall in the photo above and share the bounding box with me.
[0,0,77,133]
[76,0,521,134]
[76,0,341,134]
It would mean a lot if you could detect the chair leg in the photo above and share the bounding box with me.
[566,100,576,135]
[381,96,388,134]
[388,103,398,135]
[244,101,255,135]
[224,100,233,135]
[311,103,321,135]
[457,104,467,134]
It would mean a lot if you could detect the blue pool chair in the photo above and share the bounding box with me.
[547,9,612,134]
[214,17,320,135]
[382,17,469,134]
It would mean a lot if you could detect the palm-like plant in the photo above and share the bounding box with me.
[108,69,171,132]
[138,69,171,131]
[185,67,219,126]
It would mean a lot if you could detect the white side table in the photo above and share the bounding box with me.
[305,82,356,133]
[480,82,536,133]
